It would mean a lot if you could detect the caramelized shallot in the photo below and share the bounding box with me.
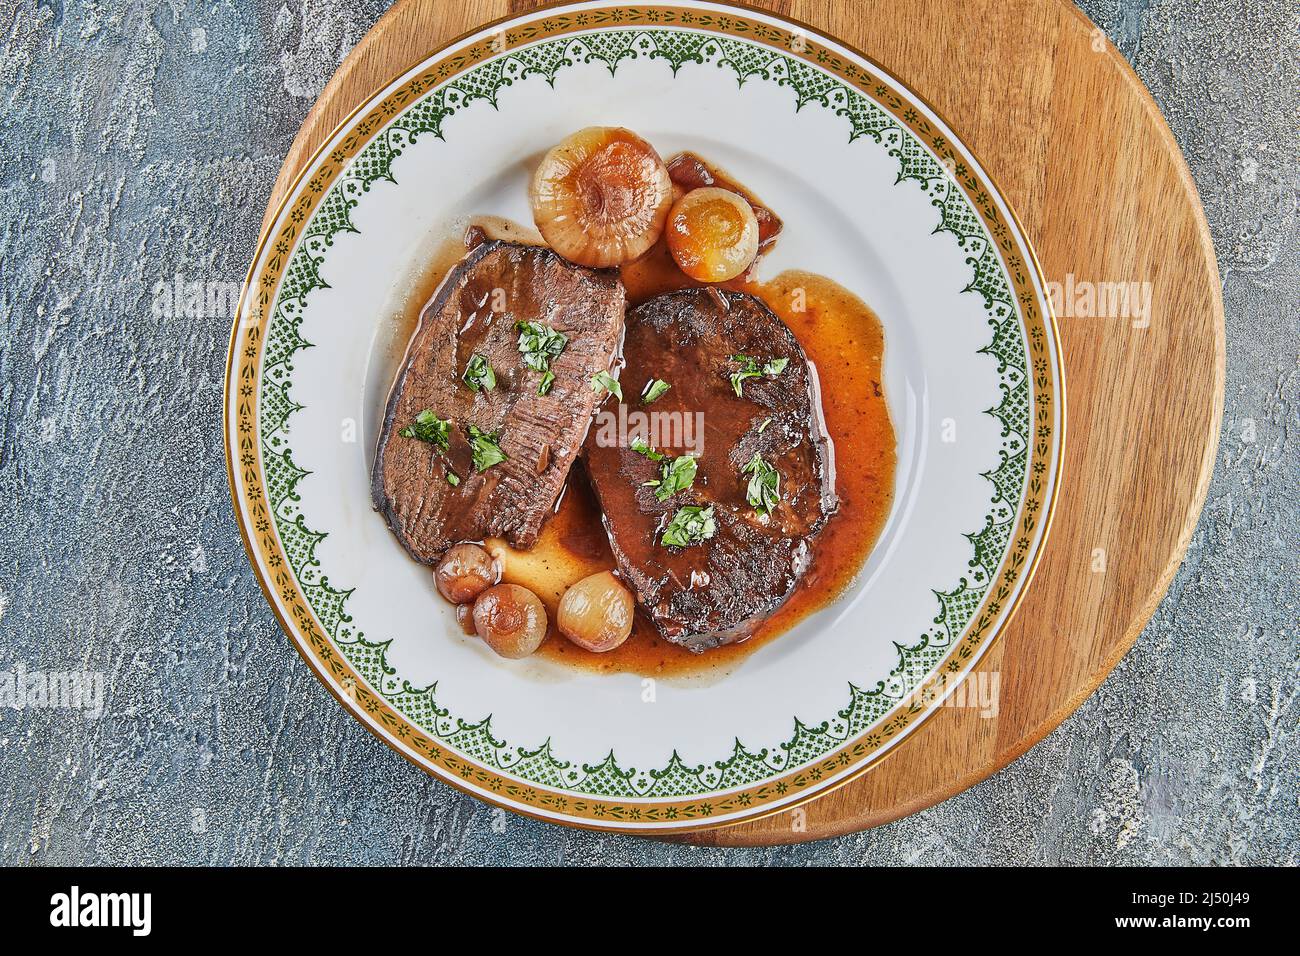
[557,571,635,653]
[666,187,760,282]
[473,584,548,659]
[530,127,673,267]
[435,543,498,604]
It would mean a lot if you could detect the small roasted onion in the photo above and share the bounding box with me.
[557,571,634,653]
[473,584,548,659]
[435,543,498,604]
[666,186,760,282]
[530,127,673,267]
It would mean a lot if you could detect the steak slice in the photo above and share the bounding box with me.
[373,238,624,564]
[583,288,837,651]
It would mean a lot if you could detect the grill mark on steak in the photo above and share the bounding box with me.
[373,239,625,564]
[583,288,837,651]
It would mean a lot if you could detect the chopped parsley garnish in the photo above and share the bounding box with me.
[630,437,665,461]
[462,354,496,392]
[644,454,698,502]
[590,370,623,401]
[729,355,760,396]
[728,354,789,397]
[466,424,507,472]
[517,321,567,395]
[742,452,781,516]
[661,505,716,548]
[641,378,671,404]
[399,409,451,448]
[446,470,461,487]
[516,321,568,371]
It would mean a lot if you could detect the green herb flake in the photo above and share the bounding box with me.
[398,409,451,449]
[742,452,781,516]
[538,369,556,396]
[642,378,671,404]
[446,470,461,487]
[590,370,623,402]
[516,321,568,372]
[466,424,507,472]
[728,354,790,397]
[462,354,496,392]
[661,505,716,548]
[757,417,772,434]
[653,454,698,502]
[729,354,761,397]
[630,437,665,461]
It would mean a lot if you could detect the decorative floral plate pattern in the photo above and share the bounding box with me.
[226,0,1063,831]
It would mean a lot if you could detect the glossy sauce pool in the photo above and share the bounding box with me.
[389,217,896,678]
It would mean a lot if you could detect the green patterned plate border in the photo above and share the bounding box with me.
[225,2,1062,830]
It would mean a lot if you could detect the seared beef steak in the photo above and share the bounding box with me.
[583,288,837,651]
[373,239,624,564]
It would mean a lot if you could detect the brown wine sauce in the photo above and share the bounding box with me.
[390,215,896,678]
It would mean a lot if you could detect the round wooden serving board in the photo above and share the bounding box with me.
[258,0,1224,844]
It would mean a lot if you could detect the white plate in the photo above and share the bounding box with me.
[226,0,1064,832]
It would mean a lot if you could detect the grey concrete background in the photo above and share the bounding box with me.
[0,0,1294,866]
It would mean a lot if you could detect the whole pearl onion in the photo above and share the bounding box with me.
[473,584,548,659]
[558,571,635,653]
[530,127,673,268]
[434,543,498,604]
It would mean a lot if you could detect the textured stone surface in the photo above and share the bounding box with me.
[0,0,1294,865]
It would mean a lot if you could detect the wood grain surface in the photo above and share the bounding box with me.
[257,0,1225,845]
